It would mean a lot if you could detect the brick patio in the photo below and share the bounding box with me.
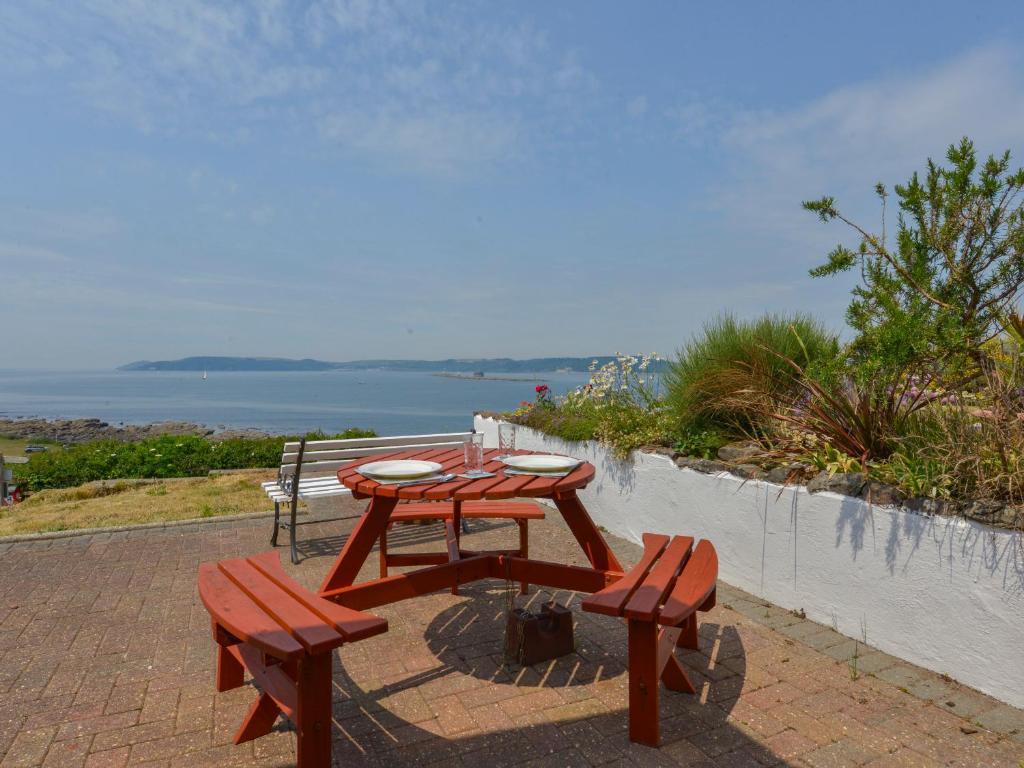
[1,499,1022,767]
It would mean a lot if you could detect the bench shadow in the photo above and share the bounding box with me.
[320,582,765,766]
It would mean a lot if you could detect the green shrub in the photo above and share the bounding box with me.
[674,427,729,459]
[13,428,375,491]
[663,313,839,436]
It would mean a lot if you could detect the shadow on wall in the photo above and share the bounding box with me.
[831,492,1024,592]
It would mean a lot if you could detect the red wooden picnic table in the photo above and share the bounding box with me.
[317,447,626,605]
[198,445,716,763]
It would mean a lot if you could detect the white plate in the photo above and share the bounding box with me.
[359,460,443,480]
[501,455,580,473]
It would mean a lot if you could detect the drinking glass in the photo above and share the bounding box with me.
[498,422,517,455]
[464,433,484,472]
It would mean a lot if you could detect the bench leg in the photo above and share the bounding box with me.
[289,501,299,565]
[234,692,280,744]
[678,614,699,650]
[271,501,280,546]
[627,619,660,747]
[214,635,245,692]
[296,653,332,768]
[517,519,529,595]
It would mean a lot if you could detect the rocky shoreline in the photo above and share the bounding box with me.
[0,418,270,445]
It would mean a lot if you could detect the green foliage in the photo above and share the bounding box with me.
[663,313,840,434]
[872,452,953,500]
[806,137,1024,379]
[806,444,862,475]
[778,363,932,462]
[13,429,375,491]
[674,427,728,460]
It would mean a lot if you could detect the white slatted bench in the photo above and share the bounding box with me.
[264,432,474,563]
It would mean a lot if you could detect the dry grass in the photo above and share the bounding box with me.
[0,469,278,537]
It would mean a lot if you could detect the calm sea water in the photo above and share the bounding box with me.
[0,369,590,436]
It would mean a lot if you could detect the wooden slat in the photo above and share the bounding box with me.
[218,559,344,655]
[282,440,467,464]
[479,473,540,500]
[514,459,593,497]
[445,449,520,500]
[390,501,545,521]
[372,447,467,499]
[582,533,670,617]
[489,555,620,593]
[335,450,410,481]
[348,447,462,496]
[382,553,449,567]
[657,540,718,627]
[375,448,470,499]
[283,432,473,453]
[418,451,503,501]
[322,555,492,610]
[553,462,597,496]
[197,564,303,661]
[623,536,694,622]
[247,551,387,642]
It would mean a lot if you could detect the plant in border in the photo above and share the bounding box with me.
[804,137,1024,381]
[663,313,840,438]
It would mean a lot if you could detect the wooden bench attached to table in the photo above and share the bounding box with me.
[379,500,545,593]
[582,533,718,746]
[198,551,387,767]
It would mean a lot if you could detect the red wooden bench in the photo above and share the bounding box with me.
[198,551,387,767]
[379,501,545,594]
[581,533,718,746]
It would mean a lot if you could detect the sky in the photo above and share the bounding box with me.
[3,1,1024,369]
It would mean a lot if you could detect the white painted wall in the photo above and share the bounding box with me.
[476,415,1024,709]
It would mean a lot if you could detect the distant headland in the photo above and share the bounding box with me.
[116,356,668,373]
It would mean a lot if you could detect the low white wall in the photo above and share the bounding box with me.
[476,415,1024,708]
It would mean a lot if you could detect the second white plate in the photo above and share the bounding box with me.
[501,455,580,473]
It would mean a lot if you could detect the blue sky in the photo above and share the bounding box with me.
[3,1,1024,368]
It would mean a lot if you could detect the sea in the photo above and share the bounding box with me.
[0,369,591,436]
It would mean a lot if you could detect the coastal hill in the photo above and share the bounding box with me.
[117,356,665,373]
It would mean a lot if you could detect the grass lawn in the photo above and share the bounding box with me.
[0,436,59,458]
[0,469,279,537]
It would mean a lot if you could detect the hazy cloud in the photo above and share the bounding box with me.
[0,1,594,178]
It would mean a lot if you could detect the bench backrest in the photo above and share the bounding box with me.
[280,431,474,479]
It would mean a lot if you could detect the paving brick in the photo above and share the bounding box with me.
[2,498,1021,767]
[1,727,56,767]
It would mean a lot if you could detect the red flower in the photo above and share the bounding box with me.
[535,384,549,393]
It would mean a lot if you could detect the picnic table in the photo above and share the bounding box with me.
[200,445,717,764]
[318,447,625,601]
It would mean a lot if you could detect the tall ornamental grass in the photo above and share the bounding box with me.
[664,313,839,436]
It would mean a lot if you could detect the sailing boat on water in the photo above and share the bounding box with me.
[202,370,208,380]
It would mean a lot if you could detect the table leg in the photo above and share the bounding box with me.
[452,499,462,545]
[319,495,398,593]
[552,493,623,572]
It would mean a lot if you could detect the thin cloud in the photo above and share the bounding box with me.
[1,0,594,178]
